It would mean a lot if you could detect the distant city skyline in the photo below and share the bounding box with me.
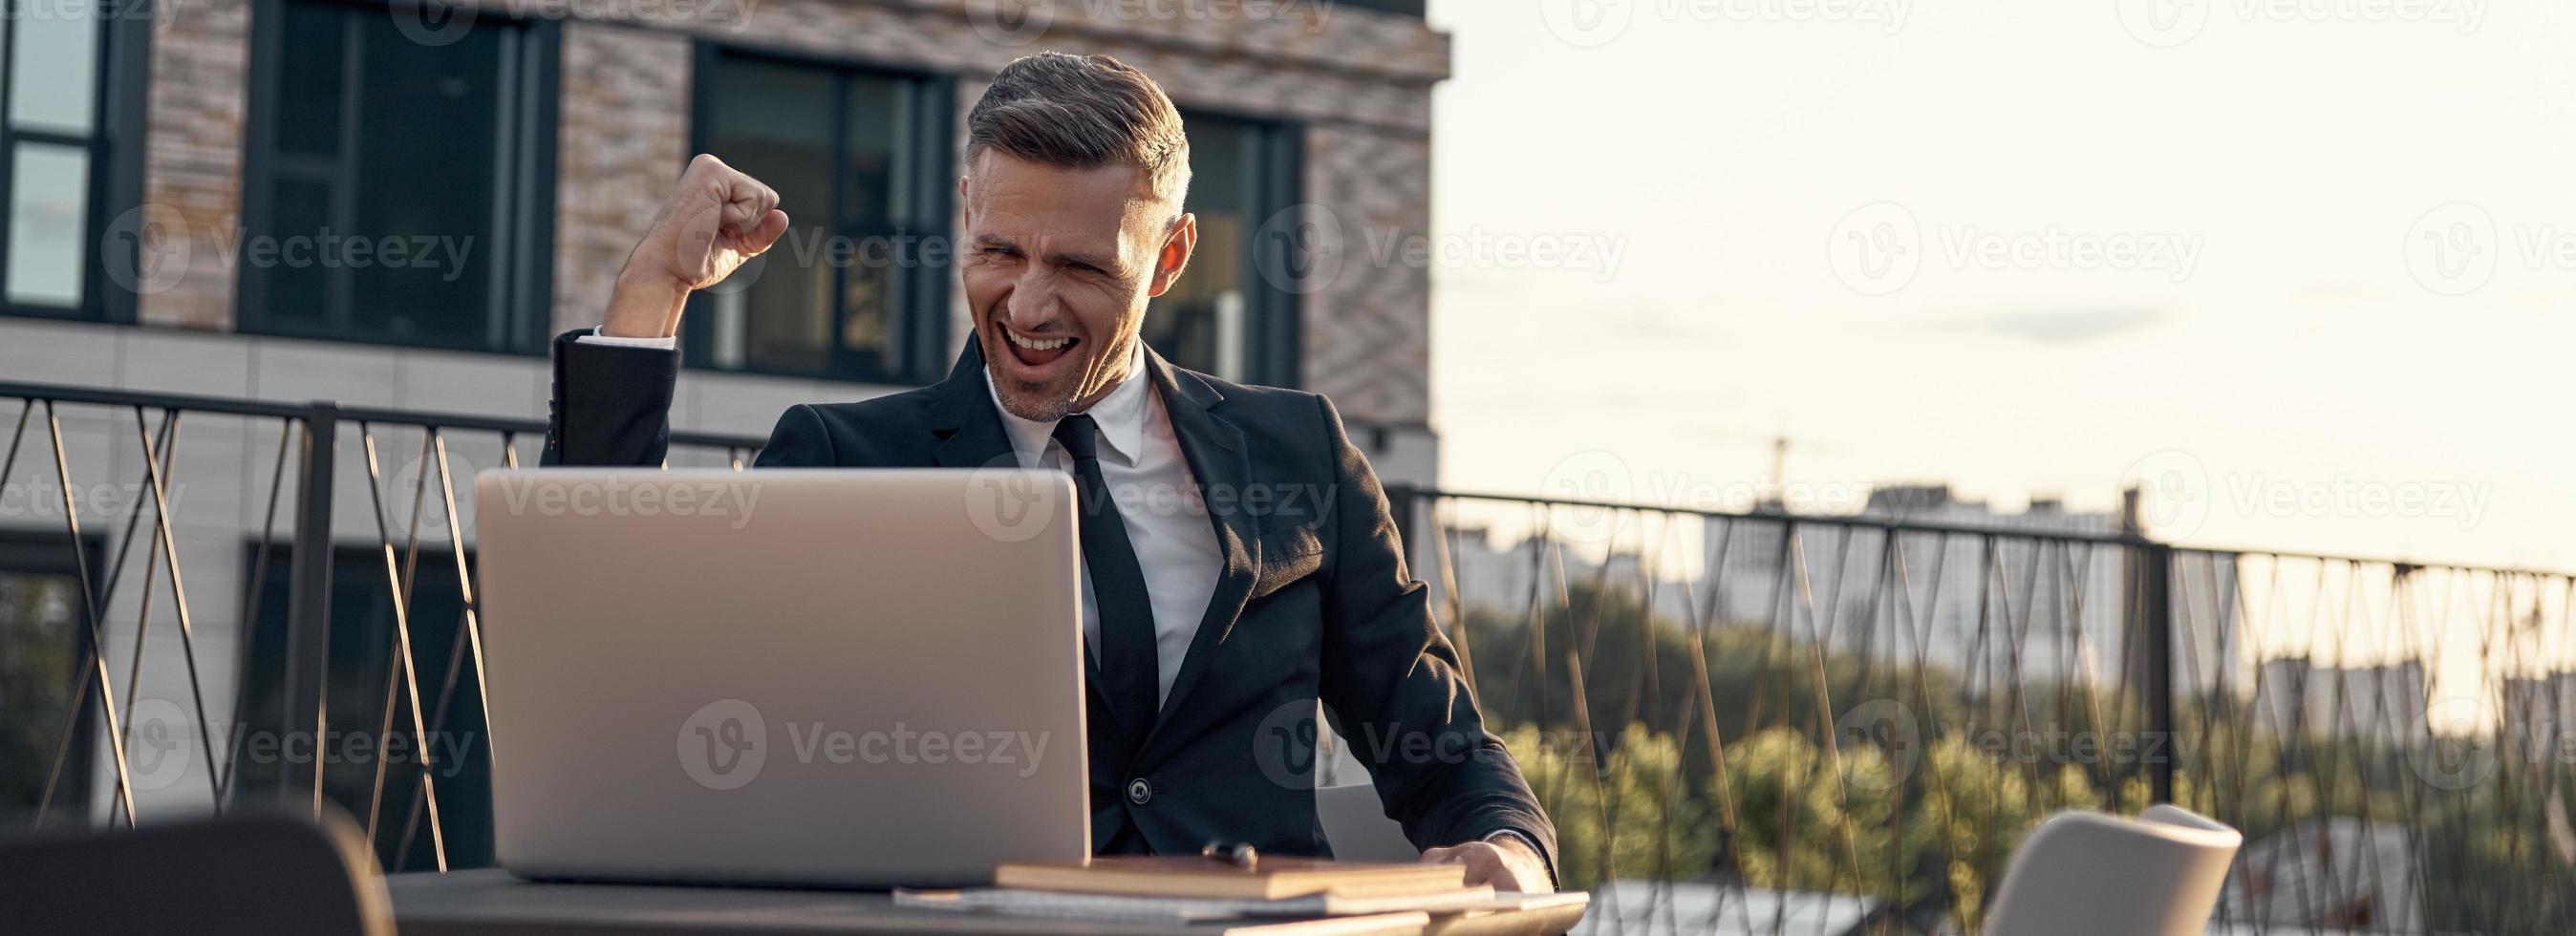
[1421,1,2576,572]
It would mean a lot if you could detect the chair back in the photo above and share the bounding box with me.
[1316,782,1422,862]
[0,809,393,936]
[1984,804,2243,936]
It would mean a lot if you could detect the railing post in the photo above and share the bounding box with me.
[2130,538,2177,805]
[2116,484,2178,806]
[280,402,337,814]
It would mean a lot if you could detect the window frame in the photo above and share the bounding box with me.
[233,0,561,356]
[681,41,955,387]
[1168,107,1304,389]
[0,0,149,324]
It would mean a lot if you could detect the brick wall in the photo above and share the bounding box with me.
[552,24,694,334]
[137,0,250,330]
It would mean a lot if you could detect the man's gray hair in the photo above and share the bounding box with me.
[966,52,1192,206]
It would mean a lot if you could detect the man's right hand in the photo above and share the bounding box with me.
[601,153,790,339]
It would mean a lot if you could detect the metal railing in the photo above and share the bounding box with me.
[1383,485,2574,934]
[0,381,761,873]
[3,380,2568,933]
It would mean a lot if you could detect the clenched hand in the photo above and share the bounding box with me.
[601,153,790,338]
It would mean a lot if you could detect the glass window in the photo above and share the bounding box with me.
[238,0,554,353]
[1149,114,1301,387]
[0,537,97,818]
[233,544,492,871]
[689,49,951,385]
[0,0,123,319]
[9,8,101,136]
[6,144,90,307]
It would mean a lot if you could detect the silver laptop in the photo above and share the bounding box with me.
[473,468,1090,888]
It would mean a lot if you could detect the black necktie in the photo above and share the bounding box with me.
[1052,415,1161,747]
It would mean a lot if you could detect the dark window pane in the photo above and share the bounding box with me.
[840,75,899,223]
[704,56,837,373]
[0,563,86,814]
[1148,117,1258,379]
[235,545,492,870]
[275,2,347,159]
[245,0,543,351]
[692,54,945,383]
[261,176,336,327]
[347,17,501,348]
[839,242,891,365]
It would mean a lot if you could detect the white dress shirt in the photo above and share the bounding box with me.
[578,330,1224,704]
[981,344,1224,705]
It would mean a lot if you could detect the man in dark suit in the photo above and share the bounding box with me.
[544,52,1556,891]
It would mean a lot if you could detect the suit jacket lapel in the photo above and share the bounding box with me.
[927,340,1127,747]
[928,339,1017,471]
[1139,349,1260,753]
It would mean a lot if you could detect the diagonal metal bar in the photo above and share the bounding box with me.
[129,406,227,810]
[355,424,449,871]
[113,412,176,775]
[32,400,139,828]
[397,430,497,864]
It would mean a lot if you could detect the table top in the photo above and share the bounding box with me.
[384,869,1588,936]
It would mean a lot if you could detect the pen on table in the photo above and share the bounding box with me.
[1200,840,1258,867]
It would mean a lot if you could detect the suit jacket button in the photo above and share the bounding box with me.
[1126,777,1153,805]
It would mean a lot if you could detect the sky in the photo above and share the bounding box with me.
[1417,0,2576,572]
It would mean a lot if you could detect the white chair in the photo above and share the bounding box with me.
[1315,782,1422,862]
[1984,804,2243,936]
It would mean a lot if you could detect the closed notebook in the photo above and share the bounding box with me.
[894,884,1504,924]
[993,856,1468,900]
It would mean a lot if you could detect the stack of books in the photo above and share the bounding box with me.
[895,855,1590,934]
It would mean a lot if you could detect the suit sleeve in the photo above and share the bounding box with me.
[1309,394,1558,884]
[752,403,835,468]
[541,330,681,467]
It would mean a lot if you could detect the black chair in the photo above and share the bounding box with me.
[0,808,393,935]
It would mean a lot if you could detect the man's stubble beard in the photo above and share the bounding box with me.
[988,328,1140,423]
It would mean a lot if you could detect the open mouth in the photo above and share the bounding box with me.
[996,322,1081,370]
